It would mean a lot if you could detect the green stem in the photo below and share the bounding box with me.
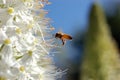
[0,44,5,52]
[15,55,23,60]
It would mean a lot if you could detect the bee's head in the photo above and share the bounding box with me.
[55,32,62,38]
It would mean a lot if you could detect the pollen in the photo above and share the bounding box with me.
[39,13,45,18]
[39,3,44,8]
[0,76,7,80]
[4,39,11,44]
[15,28,21,34]
[50,27,55,30]
[22,0,32,2]
[28,50,33,56]
[7,7,14,15]
[39,74,43,80]
[34,39,38,44]
[27,24,33,29]
[19,66,25,72]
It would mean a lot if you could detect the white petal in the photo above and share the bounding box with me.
[0,29,7,43]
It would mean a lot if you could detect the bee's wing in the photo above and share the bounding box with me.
[58,28,63,33]
[62,34,72,40]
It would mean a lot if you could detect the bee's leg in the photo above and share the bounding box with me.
[61,38,66,45]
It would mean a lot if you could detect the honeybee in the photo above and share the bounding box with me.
[55,32,72,45]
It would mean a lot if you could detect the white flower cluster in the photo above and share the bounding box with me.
[0,0,62,80]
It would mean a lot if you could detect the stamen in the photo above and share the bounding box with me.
[28,50,33,56]
[19,66,25,72]
[7,7,14,15]
[4,39,11,44]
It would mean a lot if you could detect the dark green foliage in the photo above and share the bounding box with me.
[107,5,120,50]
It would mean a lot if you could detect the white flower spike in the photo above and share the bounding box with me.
[0,0,63,80]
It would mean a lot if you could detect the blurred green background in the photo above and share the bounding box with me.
[45,0,120,80]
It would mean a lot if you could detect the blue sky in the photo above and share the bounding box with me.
[45,0,93,34]
[44,0,120,59]
[44,0,94,66]
[44,0,120,71]
[45,0,120,35]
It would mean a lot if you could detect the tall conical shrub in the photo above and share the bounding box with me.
[81,3,120,80]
